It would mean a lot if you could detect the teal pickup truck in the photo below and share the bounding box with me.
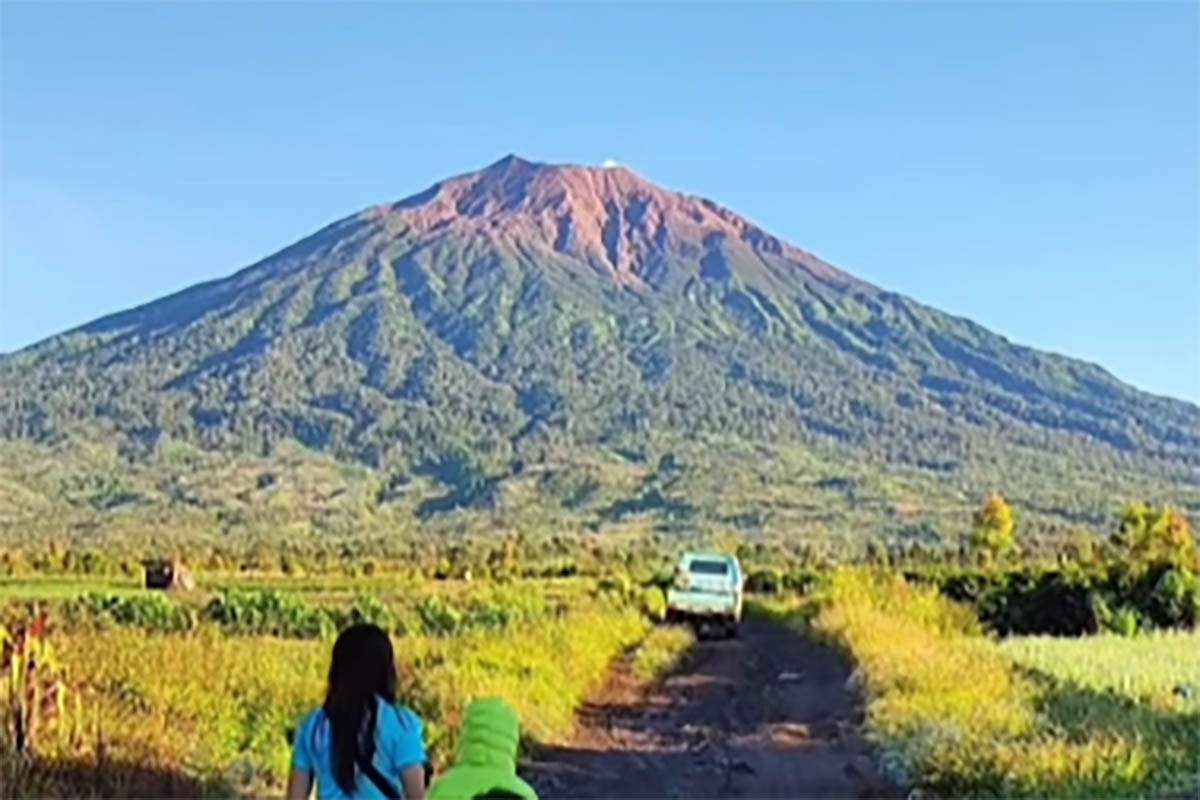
[665,551,744,637]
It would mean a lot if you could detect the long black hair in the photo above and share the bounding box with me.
[322,624,398,794]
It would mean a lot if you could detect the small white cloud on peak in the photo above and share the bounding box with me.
[601,159,621,169]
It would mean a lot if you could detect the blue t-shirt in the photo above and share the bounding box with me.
[292,698,425,799]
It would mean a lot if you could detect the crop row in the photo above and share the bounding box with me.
[63,585,562,639]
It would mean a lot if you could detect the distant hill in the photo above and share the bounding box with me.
[2,155,1197,549]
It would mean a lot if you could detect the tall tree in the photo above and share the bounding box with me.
[971,493,1016,563]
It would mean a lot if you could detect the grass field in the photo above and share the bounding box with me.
[1000,631,1200,713]
[0,573,588,602]
[1,577,690,798]
[807,569,1200,799]
[4,568,1199,799]
[0,577,144,600]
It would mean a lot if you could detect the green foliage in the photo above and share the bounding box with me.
[413,589,552,637]
[782,567,823,594]
[66,592,195,633]
[971,493,1016,562]
[1113,502,1199,570]
[595,573,633,600]
[915,562,1200,636]
[745,567,783,594]
[1,608,76,755]
[203,589,333,639]
[414,597,465,637]
[639,586,667,622]
[999,630,1200,714]
[629,624,695,681]
[744,566,824,595]
[2,163,1198,544]
[199,587,545,640]
[18,582,648,796]
[1000,630,1200,794]
[907,504,1199,636]
[1104,604,1140,637]
[1059,528,1099,566]
[334,593,399,634]
[809,568,1199,798]
[1152,566,1200,623]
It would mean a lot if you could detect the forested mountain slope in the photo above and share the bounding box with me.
[2,155,1197,547]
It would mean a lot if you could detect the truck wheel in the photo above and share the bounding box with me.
[725,620,739,639]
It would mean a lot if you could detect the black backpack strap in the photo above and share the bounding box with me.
[356,751,402,800]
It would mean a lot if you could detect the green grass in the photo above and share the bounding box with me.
[629,624,695,682]
[0,573,593,609]
[1000,630,1200,713]
[0,577,142,600]
[5,578,653,798]
[807,568,1200,798]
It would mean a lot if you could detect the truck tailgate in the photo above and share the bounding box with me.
[667,589,735,614]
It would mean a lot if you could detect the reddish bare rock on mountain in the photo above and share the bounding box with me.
[1,155,1197,533]
[364,155,851,291]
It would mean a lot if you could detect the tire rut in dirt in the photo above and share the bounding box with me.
[521,615,895,799]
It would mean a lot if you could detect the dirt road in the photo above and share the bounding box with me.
[521,615,896,799]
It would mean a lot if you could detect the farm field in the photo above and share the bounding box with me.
[3,501,1198,800]
[0,572,583,602]
[0,576,687,798]
[2,3,1198,798]
[1000,631,1200,714]
[806,569,1200,799]
[0,577,144,601]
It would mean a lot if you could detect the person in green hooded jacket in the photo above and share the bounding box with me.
[427,697,538,800]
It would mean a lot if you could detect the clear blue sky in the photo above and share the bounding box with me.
[2,2,1197,401]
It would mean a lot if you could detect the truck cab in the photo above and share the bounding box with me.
[665,551,744,637]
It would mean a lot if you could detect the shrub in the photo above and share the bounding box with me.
[745,568,784,594]
[648,567,675,590]
[1150,567,1199,627]
[203,590,332,638]
[630,624,694,681]
[464,601,512,631]
[1111,607,1141,636]
[639,587,666,622]
[808,568,1196,797]
[783,567,822,594]
[596,574,633,600]
[332,593,399,634]
[66,592,195,633]
[415,597,464,637]
[970,493,1016,562]
[910,562,1199,636]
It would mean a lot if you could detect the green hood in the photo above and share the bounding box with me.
[427,698,538,800]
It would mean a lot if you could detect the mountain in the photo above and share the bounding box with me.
[2,155,1198,548]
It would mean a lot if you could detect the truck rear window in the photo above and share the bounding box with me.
[689,560,729,575]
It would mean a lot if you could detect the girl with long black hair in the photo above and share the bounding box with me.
[287,624,427,800]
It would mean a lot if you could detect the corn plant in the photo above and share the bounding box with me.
[0,607,73,754]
